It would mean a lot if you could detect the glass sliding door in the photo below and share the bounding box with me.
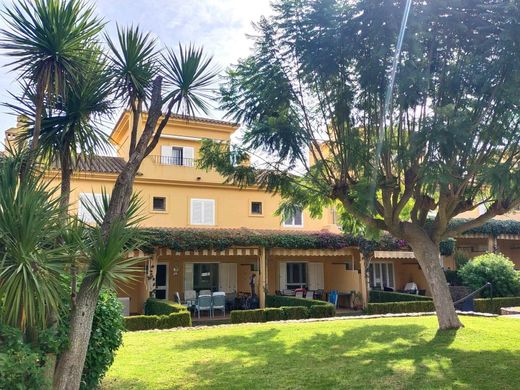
[368,262,395,290]
[286,262,307,289]
[193,263,219,292]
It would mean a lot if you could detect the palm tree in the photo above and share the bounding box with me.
[0,150,69,339]
[106,25,158,156]
[54,42,219,390]
[0,0,103,157]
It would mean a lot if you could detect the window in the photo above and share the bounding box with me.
[152,196,166,211]
[160,145,194,166]
[193,263,219,292]
[283,208,303,227]
[286,262,307,289]
[78,193,103,223]
[368,262,395,290]
[251,201,263,215]
[190,199,215,225]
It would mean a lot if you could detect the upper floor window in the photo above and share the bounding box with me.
[160,145,194,166]
[251,201,263,215]
[283,208,303,227]
[152,196,166,211]
[190,199,215,225]
[78,193,103,223]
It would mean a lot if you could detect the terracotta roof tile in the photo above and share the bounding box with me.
[52,155,126,174]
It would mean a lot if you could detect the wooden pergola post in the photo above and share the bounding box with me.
[259,246,267,308]
[359,254,369,309]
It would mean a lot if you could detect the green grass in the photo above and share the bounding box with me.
[102,316,520,390]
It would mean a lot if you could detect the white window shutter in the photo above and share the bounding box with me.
[183,146,194,167]
[279,262,287,290]
[161,145,173,164]
[191,200,203,224]
[184,263,193,291]
[203,200,215,225]
[308,263,324,290]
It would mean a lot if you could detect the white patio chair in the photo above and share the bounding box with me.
[196,294,213,319]
[305,291,314,300]
[176,292,190,309]
[212,292,226,317]
[184,290,197,306]
[295,290,304,298]
[199,289,212,296]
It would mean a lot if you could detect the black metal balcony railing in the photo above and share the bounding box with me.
[151,155,195,167]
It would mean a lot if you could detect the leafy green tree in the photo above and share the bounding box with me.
[459,253,520,298]
[0,0,103,159]
[199,0,520,329]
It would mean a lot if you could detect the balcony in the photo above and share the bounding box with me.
[150,155,195,167]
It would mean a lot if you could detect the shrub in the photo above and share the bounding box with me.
[458,253,520,297]
[266,295,328,308]
[156,312,192,329]
[369,290,432,303]
[454,250,470,269]
[474,297,520,314]
[230,309,265,324]
[444,270,464,286]
[124,315,161,331]
[263,308,284,322]
[309,304,335,318]
[81,290,125,390]
[365,301,435,315]
[0,324,46,390]
[281,306,309,320]
[144,298,187,315]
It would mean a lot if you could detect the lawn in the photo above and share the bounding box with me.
[102,316,520,390]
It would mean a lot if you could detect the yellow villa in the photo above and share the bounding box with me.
[3,113,520,315]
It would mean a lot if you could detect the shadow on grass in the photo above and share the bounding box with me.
[173,323,519,390]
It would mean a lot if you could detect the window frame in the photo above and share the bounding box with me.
[282,208,304,227]
[190,198,216,226]
[286,262,307,289]
[152,196,167,212]
[368,261,395,290]
[250,201,263,216]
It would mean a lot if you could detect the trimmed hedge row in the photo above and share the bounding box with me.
[369,290,432,303]
[230,303,335,324]
[475,297,520,314]
[144,298,187,315]
[365,301,435,315]
[124,311,192,331]
[266,295,329,308]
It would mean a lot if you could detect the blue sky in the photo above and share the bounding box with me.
[0,0,272,144]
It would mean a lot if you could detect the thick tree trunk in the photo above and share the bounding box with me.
[404,228,463,330]
[53,277,100,390]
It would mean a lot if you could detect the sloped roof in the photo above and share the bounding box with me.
[52,155,126,174]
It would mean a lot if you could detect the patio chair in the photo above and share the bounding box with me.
[184,290,197,306]
[212,292,226,317]
[328,290,338,308]
[295,289,304,298]
[199,289,212,296]
[305,290,314,300]
[195,294,213,319]
[176,292,191,309]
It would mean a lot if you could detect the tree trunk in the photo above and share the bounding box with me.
[405,228,463,330]
[53,277,100,390]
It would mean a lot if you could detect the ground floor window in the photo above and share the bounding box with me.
[193,263,219,292]
[369,262,394,290]
[286,262,307,289]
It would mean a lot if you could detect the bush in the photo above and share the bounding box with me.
[309,304,336,318]
[444,270,464,286]
[365,301,435,315]
[281,306,309,320]
[266,295,328,308]
[454,250,470,269]
[81,291,125,390]
[458,253,520,297]
[124,311,191,331]
[144,298,187,315]
[0,324,46,390]
[263,308,284,322]
[230,309,265,324]
[474,297,520,314]
[369,290,432,303]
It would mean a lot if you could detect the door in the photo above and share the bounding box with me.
[155,263,168,299]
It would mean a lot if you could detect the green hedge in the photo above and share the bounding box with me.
[266,295,328,308]
[474,297,520,314]
[124,311,191,331]
[263,308,285,322]
[365,301,435,315]
[144,299,187,315]
[369,290,432,303]
[309,304,335,318]
[281,306,310,320]
[230,309,265,324]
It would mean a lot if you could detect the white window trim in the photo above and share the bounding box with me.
[190,198,216,226]
[282,209,304,228]
[369,261,396,290]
